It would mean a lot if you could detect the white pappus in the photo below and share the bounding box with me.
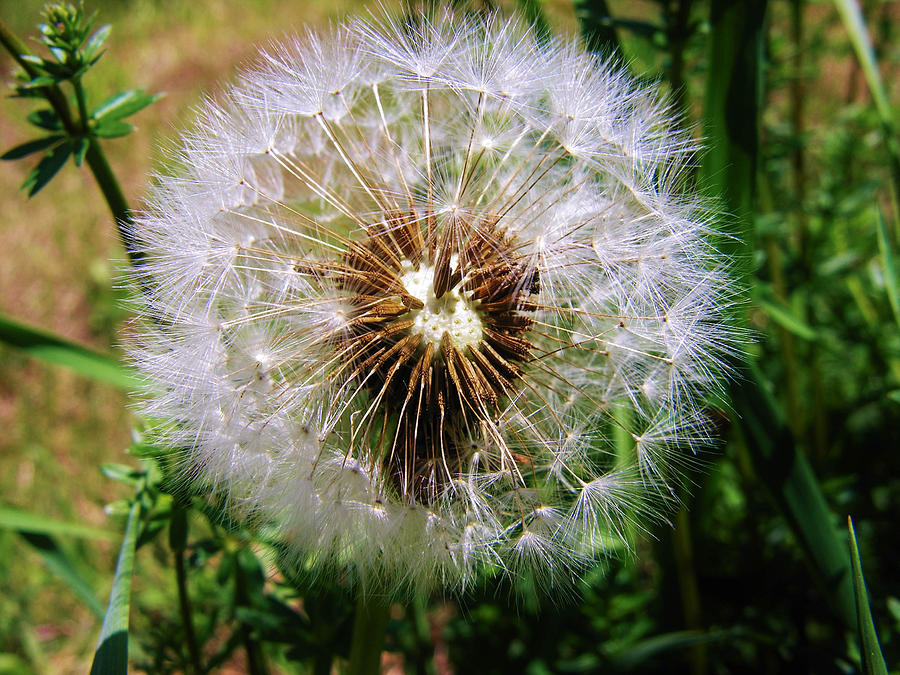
[128,10,742,596]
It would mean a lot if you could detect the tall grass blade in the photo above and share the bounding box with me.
[89,502,139,675]
[0,505,116,541]
[0,313,139,389]
[875,207,900,329]
[847,517,888,675]
[832,0,900,203]
[701,0,856,629]
[731,364,855,628]
[18,532,105,618]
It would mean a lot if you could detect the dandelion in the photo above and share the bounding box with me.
[129,10,740,596]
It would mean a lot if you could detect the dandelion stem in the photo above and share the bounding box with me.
[347,594,391,675]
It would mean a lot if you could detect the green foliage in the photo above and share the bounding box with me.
[0,1,160,198]
[0,313,139,389]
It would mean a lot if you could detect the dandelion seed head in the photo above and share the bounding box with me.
[128,9,742,597]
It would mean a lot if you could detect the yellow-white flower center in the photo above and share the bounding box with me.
[399,260,483,349]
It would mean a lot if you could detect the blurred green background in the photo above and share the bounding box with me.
[1,0,898,673]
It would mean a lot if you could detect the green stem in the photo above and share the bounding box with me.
[347,594,391,675]
[171,507,203,674]
[84,141,142,264]
[233,554,268,675]
[671,506,705,675]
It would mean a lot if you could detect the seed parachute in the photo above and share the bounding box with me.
[129,10,741,595]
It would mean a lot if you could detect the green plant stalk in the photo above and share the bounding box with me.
[662,10,706,670]
[73,76,91,135]
[0,17,141,266]
[174,552,201,673]
[789,0,827,460]
[347,594,391,675]
[233,554,269,675]
[170,507,203,674]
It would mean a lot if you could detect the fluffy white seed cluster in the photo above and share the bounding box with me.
[130,11,740,595]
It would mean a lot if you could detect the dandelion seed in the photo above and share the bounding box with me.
[129,10,741,596]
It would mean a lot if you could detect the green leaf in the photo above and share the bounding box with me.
[875,208,900,329]
[92,89,163,122]
[19,532,105,618]
[101,463,143,486]
[848,518,889,675]
[752,287,817,341]
[700,0,766,274]
[21,141,72,196]
[0,505,116,541]
[20,75,56,89]
[1,135,65,161]
[93,119,134,139]
[25,108,62,131]
[731,364,856,629]
[701,0,857,631]
[608,629,733,669]
[90,502,139,675]
[83,24,111,62]
[19,54,47,71]
[0,313,140,389]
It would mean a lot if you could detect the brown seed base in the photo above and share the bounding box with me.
[334,210,540,502]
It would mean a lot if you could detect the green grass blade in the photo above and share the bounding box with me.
[0,505,116,540]
[700,0,766,275]
[701,0,856,630]
[90,502,139,675]
[0,313,140,389]
[731,365,856,628]
[19,532,105,618]
[875,208,900,329]
[832,0,900,203]
[752,286,818,341]
[609,629,732,670]
[832,0,893,131]
[848,517,888,675]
